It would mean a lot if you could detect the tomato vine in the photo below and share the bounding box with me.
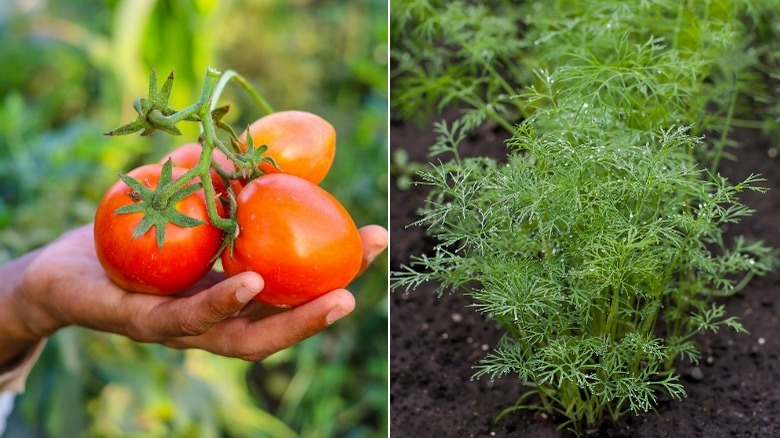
[104,66,276,247]
[97,66,360,305]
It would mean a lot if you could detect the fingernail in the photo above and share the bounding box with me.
[326,306,349,326]
[236,285,261,303]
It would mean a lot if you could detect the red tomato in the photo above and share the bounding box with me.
[238,110,336,184]
[94,164,225,294]
[221,173,362,307]
[160,143,243,197]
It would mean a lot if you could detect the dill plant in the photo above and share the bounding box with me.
[390,0,525,132]
[392,0,777,434]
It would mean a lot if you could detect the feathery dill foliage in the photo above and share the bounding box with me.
[392,0,777,435]
[737,0,780,149]
[390,0,525,132]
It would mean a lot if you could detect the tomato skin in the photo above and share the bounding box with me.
[94,164,225,294]
[221,173,362,307]
[239,110,336,184]
[160,143,242,198]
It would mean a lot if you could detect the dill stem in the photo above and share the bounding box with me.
[710,78,738,173]
[461,93,516,133]
[723,118,766,129]
[485,63,519,98]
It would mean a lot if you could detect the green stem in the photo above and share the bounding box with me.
[212,69,275,116]
[199,108,238,232]
[151,67,235,234]
[147,104,198,126]
[154,70,222,196]
[148,68,222,128]
[484,63,518,98]
[212,137,243,165]
[211,159,244,181]
[722,117,766,129]
[731,271,756,295]
[604,284,621,340]
[710,76,738,173]
[460,92,516,133]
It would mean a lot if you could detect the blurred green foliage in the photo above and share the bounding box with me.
[0,0,387,437]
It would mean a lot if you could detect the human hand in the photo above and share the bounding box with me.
[1,222,387,362]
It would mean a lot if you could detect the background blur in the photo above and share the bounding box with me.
[0,0,388,437]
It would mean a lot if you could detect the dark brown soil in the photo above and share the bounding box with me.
[389,113,780,437]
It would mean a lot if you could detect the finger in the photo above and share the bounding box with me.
[170,289,356,360]
[234,300,288,319]
[176,269,228,297]
[135,271,264,340]
[358,225,388,275]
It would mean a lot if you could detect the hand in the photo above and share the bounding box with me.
[0,222,387,363]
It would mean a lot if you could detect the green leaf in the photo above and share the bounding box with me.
[211,104,230,121]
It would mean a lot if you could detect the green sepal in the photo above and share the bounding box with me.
[165,209,205,228]
[159,159,174,187]
[104,119,147,136]
[262,156,281,171]
[245,129,256,152]
[148,68,159,99]
[140,124,183,137]
[104,69,186,137]
[157,70,175,105]
[230,126,284,182]
[169,181,203,204]
[133,213,158,240]
[113,162,211,249]
[119,173,153,198]
[114,203,146,215]
[154,215,166,249]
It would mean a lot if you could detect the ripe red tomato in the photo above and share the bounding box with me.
[94,164,225,294]
[221,173,362,307]
[238,110,336,184]
[160,143,243,198]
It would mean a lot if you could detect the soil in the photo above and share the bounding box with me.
[389,112,780,437]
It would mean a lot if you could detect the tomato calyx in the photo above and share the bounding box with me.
[114,160,207,248]
[104,69,199,137]
[229,130,280,182]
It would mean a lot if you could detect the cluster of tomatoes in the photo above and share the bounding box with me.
[93,111,363,307]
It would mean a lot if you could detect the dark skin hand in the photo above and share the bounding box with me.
[0,223,388,366]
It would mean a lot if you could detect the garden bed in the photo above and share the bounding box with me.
[390,113,780,437]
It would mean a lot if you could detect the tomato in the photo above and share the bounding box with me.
[221,173,362,307]
[160,143,243,197]
[94,164,225,294]
[238,110,336,184]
